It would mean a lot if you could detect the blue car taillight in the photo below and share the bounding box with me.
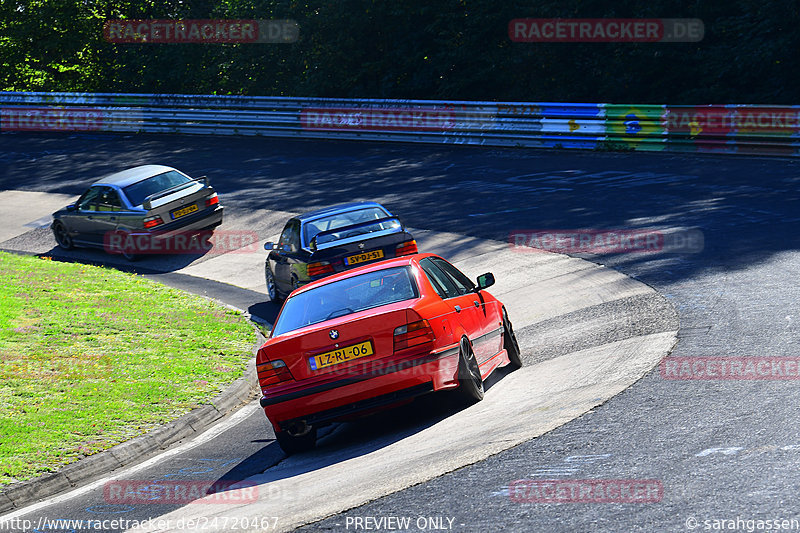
[308,261,334,277]
[143,215,164,229]
[395,240,418,256]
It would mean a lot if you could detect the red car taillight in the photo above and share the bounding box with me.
[395,240,418,256]
[308,261,334,277]
[393,319,435,351]
[257,359,294,387]
[205,194,219,207]
[143,215,164,229]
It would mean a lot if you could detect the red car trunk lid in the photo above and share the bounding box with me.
[263,303,413,382]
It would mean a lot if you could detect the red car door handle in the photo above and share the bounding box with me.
[454,305,462,313]
[473,300,480,307]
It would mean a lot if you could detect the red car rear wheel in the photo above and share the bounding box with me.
[457,337,484,403]
[275,425,317,455]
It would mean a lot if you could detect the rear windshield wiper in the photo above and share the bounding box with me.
[325,307,355,320]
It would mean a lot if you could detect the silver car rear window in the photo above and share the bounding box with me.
[122,170,192,207]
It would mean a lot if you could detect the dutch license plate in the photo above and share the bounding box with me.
[309,340,374,370]
[171,204,199,219]
[345,249,384,266]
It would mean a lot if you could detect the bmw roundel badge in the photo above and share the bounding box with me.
[329,329,339,339]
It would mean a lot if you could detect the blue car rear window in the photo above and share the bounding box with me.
[303,207,397,246]
[122,171,192,207]
[271,266,418,337]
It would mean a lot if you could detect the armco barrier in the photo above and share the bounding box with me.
[1,92,798,156]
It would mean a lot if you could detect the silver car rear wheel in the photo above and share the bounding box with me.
[52,222,73,250]
[119,248,139,262]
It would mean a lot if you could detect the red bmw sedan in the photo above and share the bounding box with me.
[257,253,522,454]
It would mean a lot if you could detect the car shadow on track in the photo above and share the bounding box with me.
[246,301,279,325]
[37,239,216,272]
[210,363,517,492]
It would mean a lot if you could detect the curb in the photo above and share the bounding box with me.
[0,303,266,515]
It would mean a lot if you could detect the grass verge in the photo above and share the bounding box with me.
[0,252,255,488]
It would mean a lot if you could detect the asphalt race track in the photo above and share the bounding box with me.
[2,132,800,532]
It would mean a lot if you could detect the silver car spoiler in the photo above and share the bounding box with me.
[142,176,210,210]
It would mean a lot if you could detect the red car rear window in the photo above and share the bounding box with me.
[271,266,418,337]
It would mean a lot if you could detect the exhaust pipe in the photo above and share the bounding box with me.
[285,420,312,437]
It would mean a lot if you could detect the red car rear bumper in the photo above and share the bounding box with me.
[260,345,460,433]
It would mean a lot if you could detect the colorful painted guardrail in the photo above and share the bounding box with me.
[1,92,798,156]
